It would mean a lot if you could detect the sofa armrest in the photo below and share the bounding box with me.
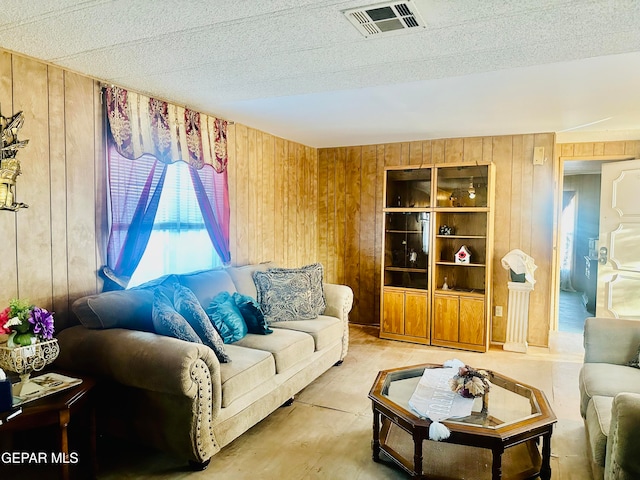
[323,283,353,360]
[55,325,222,463]
[584,317,640,365]
[55,325,221,399]
[605,392,640,479]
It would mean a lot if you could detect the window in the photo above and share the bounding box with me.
[127,161,223,287]
[103,86,230,289]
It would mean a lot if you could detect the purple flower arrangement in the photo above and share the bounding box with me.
[0,299,55,347]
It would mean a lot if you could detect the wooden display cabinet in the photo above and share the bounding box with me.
[432,292,485,348]
[380,163,494,352]
[382,289,429,342]
[431,164,493,352]
[381,168,431,344]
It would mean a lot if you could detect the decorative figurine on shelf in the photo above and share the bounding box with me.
[0,107,29,211]
[442,276,449,290]
[408,248,417,267]
[455,245,471,264]
[439,225,453,235]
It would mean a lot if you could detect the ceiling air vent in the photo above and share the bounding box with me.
[343,1,426,38]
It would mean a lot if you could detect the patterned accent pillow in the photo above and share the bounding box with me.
[174,284,230,363]
[232,292,273,335]
[253,263,325,323]
[629,344,640,369]
[152,289,202,344]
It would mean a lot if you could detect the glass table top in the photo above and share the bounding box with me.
[379,365,544,430]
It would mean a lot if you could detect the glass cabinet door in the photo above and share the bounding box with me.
[436,165,488,208]
[385,169,431,208]
[383,212,430,289]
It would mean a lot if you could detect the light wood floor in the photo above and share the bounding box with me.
[96,325,590,480]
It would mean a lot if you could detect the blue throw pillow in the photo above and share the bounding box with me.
[232,292,273,335]
[174,284,230,363]
[152,289,202,344]
[207,292,248,343]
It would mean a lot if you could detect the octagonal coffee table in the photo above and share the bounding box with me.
[368,363,556,480]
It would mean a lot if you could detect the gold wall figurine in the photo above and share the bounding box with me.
[0,107,29,211]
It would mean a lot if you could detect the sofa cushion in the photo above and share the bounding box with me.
[233,329,314,373]
[219,344,276,408]
[173,284,230,363]
[270,316,342,351]
[207,292,248,344]
[226,262,276,299]
[253,263,325,323]
[72,289,155,332]
[586,395,613,467]
[580,363,640,415]
[151,289,201,344]
[232,292,273,335]
[177,269,237,309]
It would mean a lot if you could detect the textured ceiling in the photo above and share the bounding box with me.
[1,0,639,147]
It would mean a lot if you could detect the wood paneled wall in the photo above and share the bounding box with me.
[0,51,104,330]
[226,123,319,268]
[558,140,640,159]
[317,135,556,346]
[4,48,638,348]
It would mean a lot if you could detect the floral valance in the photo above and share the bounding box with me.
[104,85,227,172]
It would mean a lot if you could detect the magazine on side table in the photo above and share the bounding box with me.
[12,372,82,406]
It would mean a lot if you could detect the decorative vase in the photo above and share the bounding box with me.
[0,338,59,396]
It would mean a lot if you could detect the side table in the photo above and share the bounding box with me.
[0,372,97,480]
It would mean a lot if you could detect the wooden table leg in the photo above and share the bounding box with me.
[540,430,553,480]
[413,430,424,477]
[372,406,380,462]
[59,409,71,480]
[492,446,504,480]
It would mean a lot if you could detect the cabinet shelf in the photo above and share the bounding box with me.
[384,207,431,212]
[436,234,486,239]
[385,267,428,273]
[434,288,485,297]
[387,230,423,234]
[434,207,490,213]
[436,261,485,267]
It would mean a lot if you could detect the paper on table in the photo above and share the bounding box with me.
[12,372,82,406]
[408,365,474,440]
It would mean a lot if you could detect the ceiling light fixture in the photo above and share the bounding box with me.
[468,177,476,199]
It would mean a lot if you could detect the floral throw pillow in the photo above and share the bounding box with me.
[253,263,325,323]
[628,344,640,369]
[174,284,230,363]
[152,289,202,344]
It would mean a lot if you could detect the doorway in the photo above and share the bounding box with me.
[558,190,586,332]
[555,158,628,332]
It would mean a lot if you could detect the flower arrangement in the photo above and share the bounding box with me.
[449,364,491,399]
[0,299,55,347]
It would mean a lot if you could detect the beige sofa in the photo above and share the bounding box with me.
[54,263,353,468]
[579,317,640,480]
